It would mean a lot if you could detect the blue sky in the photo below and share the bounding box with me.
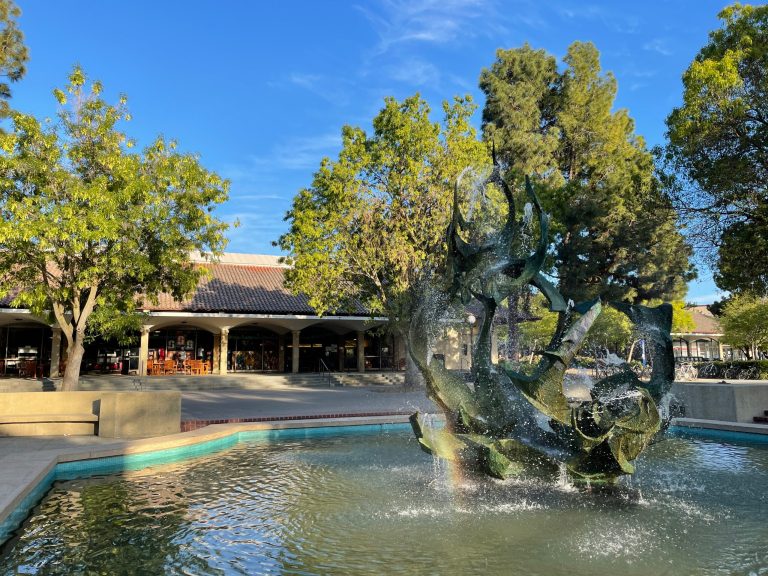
[13,0,730,303]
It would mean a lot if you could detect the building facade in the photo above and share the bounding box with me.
[0,254,403,378]
[671,305,744,361]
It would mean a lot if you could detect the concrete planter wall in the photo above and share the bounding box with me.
[672,382,768,423]
[0,391,180,438]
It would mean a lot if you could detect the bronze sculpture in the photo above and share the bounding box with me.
[409,165,674,483]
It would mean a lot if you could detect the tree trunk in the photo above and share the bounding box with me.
[404,339,424,389]
[627,339,637,364]
[60,335,85,391]
[506,290,521,362]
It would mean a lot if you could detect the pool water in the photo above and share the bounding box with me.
[1,428,767,575]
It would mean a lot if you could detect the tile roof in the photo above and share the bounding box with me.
[1,260,368,316]
[145,263,367,316]
[686,305,723,335]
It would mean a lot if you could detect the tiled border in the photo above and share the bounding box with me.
[0,415,414,546]
[180,410,412,432]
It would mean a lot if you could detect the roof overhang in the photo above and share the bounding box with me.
[142,311,388,335]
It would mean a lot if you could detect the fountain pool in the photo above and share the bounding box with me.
[0,424,766,575]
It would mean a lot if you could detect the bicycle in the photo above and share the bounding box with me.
[724,365,742,380]
[737,366,759,380]
[674,362,697,381]
[697,361,719,379]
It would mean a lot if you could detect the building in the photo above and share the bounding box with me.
[0,254,405,378]
[671,304,743,360]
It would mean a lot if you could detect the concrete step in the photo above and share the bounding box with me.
[0,371,407,392]
[332,372,405,387]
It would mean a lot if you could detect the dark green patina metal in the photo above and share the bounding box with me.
[410,168,674,483]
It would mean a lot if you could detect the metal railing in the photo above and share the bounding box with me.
[318,359,333,386]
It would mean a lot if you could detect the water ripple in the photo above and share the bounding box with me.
[1,433,766,575]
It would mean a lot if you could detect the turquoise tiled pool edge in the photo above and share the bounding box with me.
[0,418,413,546]
[2,418,767,550]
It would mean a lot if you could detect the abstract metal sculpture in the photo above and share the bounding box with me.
[409,165,675,483]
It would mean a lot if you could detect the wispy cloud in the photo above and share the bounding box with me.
[557,4,639,34]
[387,58,441,86]
[267,73,353,106]
[359,0,506,56]
[224,133,342,181]
[222,211,290,254]
[643,38,672,56]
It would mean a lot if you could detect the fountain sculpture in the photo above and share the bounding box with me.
[409,165,675,483]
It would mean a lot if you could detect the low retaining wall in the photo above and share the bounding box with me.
[0,391,180,438]
[671,382,768,423]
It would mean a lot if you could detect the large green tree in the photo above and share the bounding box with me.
[0,0,27,119]
[0,69,230,390]
[664,3,768,295]
[481,42,694,304]
[720,294,768,359]
[277,94,487,378]
[480,42,694,359]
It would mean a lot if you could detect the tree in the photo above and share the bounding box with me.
[517,293,558,361]
[480,42,695,305]
[0,0,27,119]
[720,294,768,359]
[664,3,768,295]
[583,305,633,355]
[0,68,230,390]
[277,94,487,380]
[671,300,696,333]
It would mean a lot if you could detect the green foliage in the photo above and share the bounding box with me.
[671,300,696,333]
[518,292,558,356]
[481,41,695,304]
[583,304,633,353]
[278,94,487,332]
[664,3,768,295]
[0,68,230,388]
[720,294,768,359]
[0,0,27,119]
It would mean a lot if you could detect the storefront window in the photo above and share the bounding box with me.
[228,327,279,372]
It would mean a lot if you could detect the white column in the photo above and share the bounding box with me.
[219,328,229,375]
[50,326,62,378]
[292,330,300,373]
[357,330,365,373]
[278,334,285,372]
[139,326,150,376]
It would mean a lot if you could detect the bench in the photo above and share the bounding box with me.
[0,413,99,424]
[0,412,99,436]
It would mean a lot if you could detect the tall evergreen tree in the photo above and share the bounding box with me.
[0,0,28,119]
[480,42,694,358]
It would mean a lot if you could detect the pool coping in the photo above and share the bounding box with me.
[672,417,768,435]
[3,413,766,549]
[0,414,415,546]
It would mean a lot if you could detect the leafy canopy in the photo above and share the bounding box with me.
[720,294,768,359]
[481,41,695,304]
[278,94,487,331]
[0,68,230,388]
[664,3,768,295]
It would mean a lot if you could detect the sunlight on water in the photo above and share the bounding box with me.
[1,431,766,576]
